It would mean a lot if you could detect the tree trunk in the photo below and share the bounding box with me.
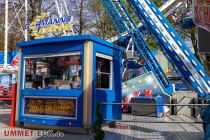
[79,0,85,35]
[29,0,42,40]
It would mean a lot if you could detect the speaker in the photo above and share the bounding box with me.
[131,96,164,117]
[198,27,210,54]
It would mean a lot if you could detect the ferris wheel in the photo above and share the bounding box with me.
[1,0,74,73]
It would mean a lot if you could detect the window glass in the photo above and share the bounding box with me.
[96,56,112,89]
[24,52,82,89]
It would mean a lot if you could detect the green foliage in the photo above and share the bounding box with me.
[93,103,105,140]
[153,0,162,7]
[147,36,159,50]
[122,0,139,23]
[87,0,118,40]
[144,0,164,50]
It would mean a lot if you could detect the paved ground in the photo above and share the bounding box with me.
[0,106,204,140]
[0,106,10,127]
[103,114,204,140]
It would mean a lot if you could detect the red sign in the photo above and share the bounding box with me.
[194,0,210,31]
[11,54,20,66]
[59,56,80,65]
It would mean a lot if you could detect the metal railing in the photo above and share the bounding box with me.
[93,101,209,139]
[99,102,209,106]
[97,102,210,124]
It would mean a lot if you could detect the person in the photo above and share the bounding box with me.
[44,78,54,89]
[185,0,192,8]
[3,88,9,96]
[172,12,179,23]
[70,76,81,89]
[36,81,42,89]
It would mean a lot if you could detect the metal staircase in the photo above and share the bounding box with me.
[101,0,173,94]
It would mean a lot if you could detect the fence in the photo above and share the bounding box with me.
[98,102,210,124]
[92,101,210,140]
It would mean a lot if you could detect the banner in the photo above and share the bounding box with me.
[193,0,210,32]
[0,50,19,67]
[24,97,77,119]
[0,74,12,96]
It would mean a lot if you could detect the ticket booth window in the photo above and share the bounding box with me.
[96,53,113,89]
[24,52,82,90]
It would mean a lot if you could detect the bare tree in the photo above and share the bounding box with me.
[78,0,84,34]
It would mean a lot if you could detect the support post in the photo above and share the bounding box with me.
[10,73,17,127]
[83,41,93,128]
[25,0,28,41]
[4,0,8,69]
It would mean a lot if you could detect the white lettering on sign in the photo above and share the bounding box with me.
[25,12,74,39]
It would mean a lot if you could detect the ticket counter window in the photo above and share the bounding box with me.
[24,52,82,90]
[96,54,113,89]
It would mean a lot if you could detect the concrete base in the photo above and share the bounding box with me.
[23,123,91,134]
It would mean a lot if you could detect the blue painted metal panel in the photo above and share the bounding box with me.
[92,42,123,123]
[113,49,123,120]
[16,35,121,51]
[92,46,97,123]
[0,50,19,65]
[21,42,84,56]
[93,42,114,56]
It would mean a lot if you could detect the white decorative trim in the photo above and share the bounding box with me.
[24,51,81,58]
[96,53,113,60]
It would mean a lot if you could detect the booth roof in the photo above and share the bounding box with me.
[16,35,124,51]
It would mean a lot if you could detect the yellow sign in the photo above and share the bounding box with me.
[25,12,74,39]
[24,97,77,118]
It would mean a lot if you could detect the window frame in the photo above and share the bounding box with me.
[23,51,82,90]
[96,53,113,90]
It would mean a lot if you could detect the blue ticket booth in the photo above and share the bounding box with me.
[16,35,123,133]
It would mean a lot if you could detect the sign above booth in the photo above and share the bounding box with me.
[193,0,210,32]
[25,12,74,39]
